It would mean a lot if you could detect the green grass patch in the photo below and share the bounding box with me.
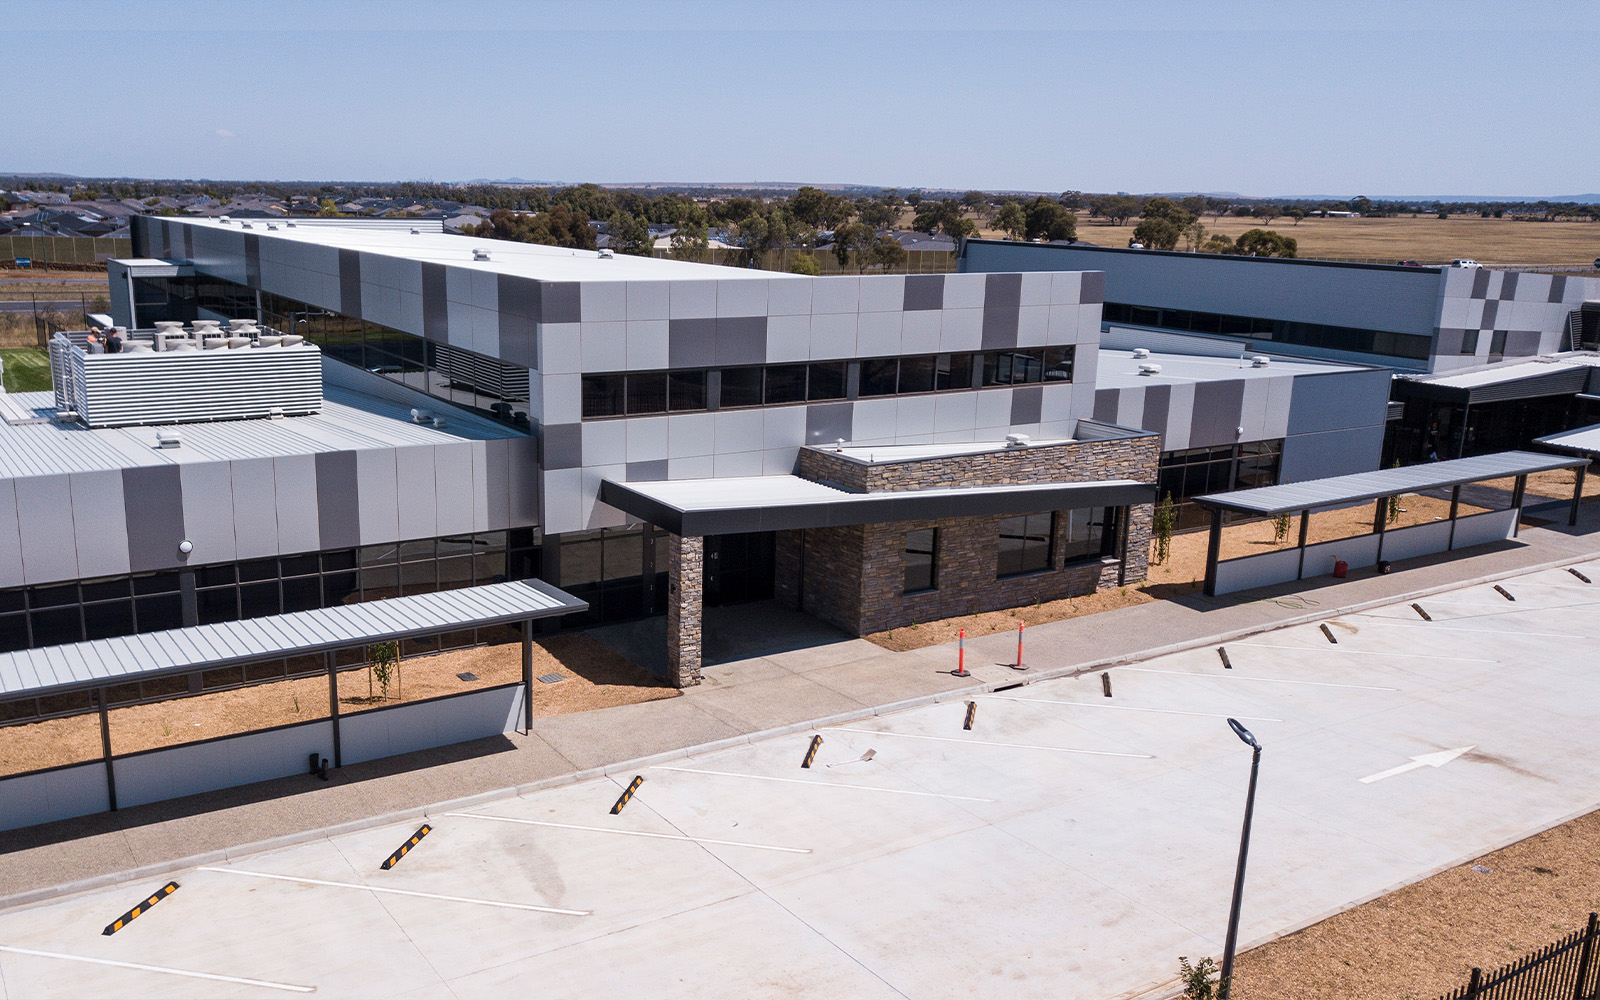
[0,348,52,392]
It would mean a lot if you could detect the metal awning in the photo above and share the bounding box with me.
[1393,362,1594,405]
[0,579,586,702]
[1194,451,1587,516]
[1536,423,1600,459]
[600,475,1156,536]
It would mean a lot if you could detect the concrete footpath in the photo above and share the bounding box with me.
[3,508,1598,910]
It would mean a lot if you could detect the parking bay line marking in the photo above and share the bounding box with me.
[0,945,314,994]
[823,728,1155,758]
[444,813,812,854]
[1121,668,1398,691]
[197,866,591,916]
[1227,642,1495,663]
[981,695,1281,723]
[652,765,998,802]
[1338,619,1585,639]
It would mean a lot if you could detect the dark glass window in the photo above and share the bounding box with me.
[807,362,847,400]
[282,577,321,613]
[239,558,277,583]
[0,589,22,613]
[720,366,763,408]
[135,594,183,631]
[133,571,181,595]
[997,513,1053,578]
[279,553,318,577]
[199,587,240,623]
[197,564,236,587]
[0,614,27,652]
[765,364,808,404]
[322,549,358,572]
[80,578,130,603]
[239,582,279,618]
[899,355,937,394]
[1060,508,1110,565]
[904,528,937,593]
[1489,330,1508,356]
[582,374,625,417]
[28,584,77,609]
[84,601,135,640]
[626,372,668,414]
[668,371,706,411]
[1460,329,1480,355]
[1043,346,1075,382]
[983,351,1043,386]
[938,353,975,390]
[860,358,899,397]
[30,607,82,646]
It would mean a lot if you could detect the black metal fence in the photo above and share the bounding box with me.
[1436,913,1600,1000]
[0,293,103,347]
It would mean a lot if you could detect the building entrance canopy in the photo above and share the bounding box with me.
[599,475,1156,537]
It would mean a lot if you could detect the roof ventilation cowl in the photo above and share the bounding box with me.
[597,248,615,259]
[1132,348,1150,359]
[1137,363,1163,376]
[472,248,491,261]
[1004,433,1031,449]
[155,429,182,449]
[1251,355,1271,367]
[409,408,433,424]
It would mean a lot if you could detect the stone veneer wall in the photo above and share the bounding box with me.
[777,434,1159,636]
[667,534,703,687]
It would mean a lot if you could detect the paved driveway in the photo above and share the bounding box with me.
[3,560,1599,999]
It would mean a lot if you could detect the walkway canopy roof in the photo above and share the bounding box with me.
[0,579,585,702]
[1535,423,1600,459]
[600,475,1156,536]
[1393,358,1598,405]
[1193,451,1586,517]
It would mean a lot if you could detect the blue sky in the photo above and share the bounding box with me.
[9,0,1598,197]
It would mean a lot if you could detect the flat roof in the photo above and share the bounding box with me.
[824,438,1075,464]
[1094,347,1367,390]
[0,362,522,481]
[1194,450,1586,516]
[0,578,585,702]
[1535,423,1600,458]
[170,217,784,283]
[600,474,1155,536]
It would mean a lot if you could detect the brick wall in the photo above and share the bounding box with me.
[798,436,1158,493]
[666,534,703,687]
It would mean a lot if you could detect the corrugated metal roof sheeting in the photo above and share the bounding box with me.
[1195,450,1587,515]
[1535,423,1600,458]
[0,579,585,701]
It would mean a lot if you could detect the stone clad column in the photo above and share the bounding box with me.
[666,533,703,688]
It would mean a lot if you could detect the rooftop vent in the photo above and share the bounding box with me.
[1004,433,1031,449]
[218,216,231,223]
[1137,363,1163,376]
[1251,355,1271,367]
[155,429,182,449]
[1132,348,1150,359]
[597,248,615,259]
[409,408,433,424]
[240,221,253,229]
[472,249,491,261]
[266,223,278,230]
[410,227,420,235]
[285,221,296,227]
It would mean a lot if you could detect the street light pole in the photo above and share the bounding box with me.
[1219,718,1261,1000]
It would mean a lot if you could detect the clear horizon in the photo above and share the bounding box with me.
[8,0,1599,199]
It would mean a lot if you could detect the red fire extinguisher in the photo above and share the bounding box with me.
[1333,558,1349,579]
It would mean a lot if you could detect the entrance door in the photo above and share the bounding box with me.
[703,532,776,606]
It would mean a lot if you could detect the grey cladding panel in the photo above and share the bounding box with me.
[484,438,511,530]
[16,476,78,583]
[715,316,767,366]
[244,234,261,289]
[541,283,582,324]
[122,466,186,573]
[315,450,361,549]
[903,275,944,311]
[1141,383,1171,436]
[1080,271,1105,304]
[541,423,582,471]
[668,318,717,368]
[338,249,362,318]
[230,458,280,560]
[984,273,1022,309]
[1549,275,1567,303]
[1500,272,1518,298]
[498,276,538,367]
[1279,425,1385,484]
[1009,385,1042,425]
[1471,269,1491,298]
[1093,388,1118,423]
[1286,369,1392,435]
[1188,378,1246,448]
[70,470,131,579]
[805,402,853,446]
[0,481,23,589]
[177,462,237,565]
[421,262,448,342]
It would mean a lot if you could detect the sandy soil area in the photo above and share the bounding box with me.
[1233,808,1600,999]
[0,633,675,776]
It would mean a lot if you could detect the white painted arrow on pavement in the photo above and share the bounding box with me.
[1359,746,1475,784]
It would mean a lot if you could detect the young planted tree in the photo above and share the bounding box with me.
[1273,512,1292,544]
[369,640,399,701]
[1153,493,1177,565]
[1177,956,1224,1000]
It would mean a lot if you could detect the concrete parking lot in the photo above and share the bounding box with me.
[3,559,1600,999]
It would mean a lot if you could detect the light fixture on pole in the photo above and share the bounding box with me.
[1218,717,1261,1000]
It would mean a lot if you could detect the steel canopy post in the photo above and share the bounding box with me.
[1572,466,1587,528]
[522,619,534,733]
[1203,508,1224,597]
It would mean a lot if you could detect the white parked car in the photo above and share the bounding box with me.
[1449,259,1482,268]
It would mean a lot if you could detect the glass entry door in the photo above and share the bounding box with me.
[703,532,776,607]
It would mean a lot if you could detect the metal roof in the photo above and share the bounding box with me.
[1535,423,1600,458]
[1193,450,1587,516]
[1095,347,1369,390]
[600,474,1155,536]
[1395,356,1600,404]
[0,579,585,702]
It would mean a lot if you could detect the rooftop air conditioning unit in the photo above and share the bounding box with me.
[1137,363,1163,376]
[156,429,182,449]
[409,408,433,424]
[597,248,615,259]
[1004,433,1031,448]
[472,249,491,261]
[218,216,231,223]
[1132,348,1150,359]
[1251,356,1271,367]
[240,221,252,229]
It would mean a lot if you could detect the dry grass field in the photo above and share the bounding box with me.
[976,214,1600,269]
